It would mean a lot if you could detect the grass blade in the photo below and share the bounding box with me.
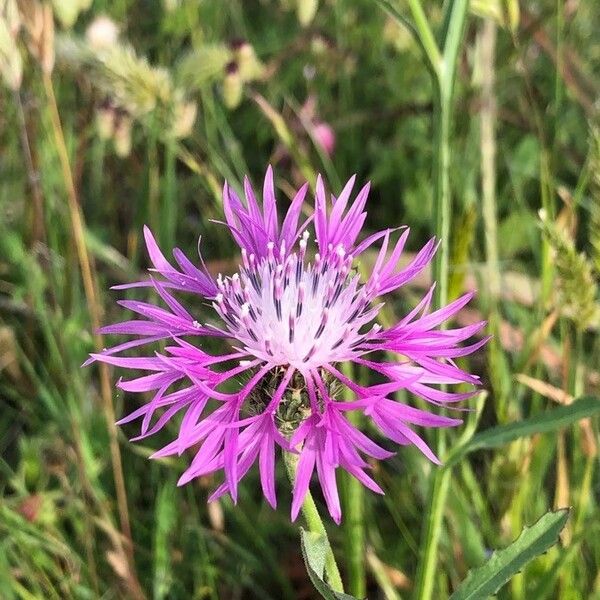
[446,396,600,467]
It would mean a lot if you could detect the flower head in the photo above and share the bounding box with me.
[89,168,486,523]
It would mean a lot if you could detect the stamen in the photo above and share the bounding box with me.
[295,254,303,284]
[347,290,367,322]
[296,282,305,319]
[325,280,335,306]
[284,260,292,287]
[212,234,379,367]
[312,255,321,295]
[249,270,261,293]
[299,231,309,261]
[265,334,273,356]
[331,282,344,305]
[248,304,257,321]
[315,308,329,339]
[331,337,344,349]
[303,344,316,362]
[274,278,283,321]
[240,303,251,327]
[232,273,241,293]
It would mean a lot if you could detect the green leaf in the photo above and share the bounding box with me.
[449,509,569,600]
[446,396,600,467]
[300,529,359,600]
[373,0,439,79]
[440,0,470,82]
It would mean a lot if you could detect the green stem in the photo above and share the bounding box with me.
[342,364,366,597]
[431,92,452,321]
[405,0,442,74]
[414,466,452,599]
[414,1,469,597]
[283,451,345,594]
[479,20,500,306]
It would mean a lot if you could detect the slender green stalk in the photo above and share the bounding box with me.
[414,466,452,599]
[414,61,454,600]
[404,0,442,74]
[557,328,587,599]
[431,95,452,319]
[341,363,366,598]
[283,451,345,593]
[540,152,555,306]
[571,328,593,538]
[411,1,470,598]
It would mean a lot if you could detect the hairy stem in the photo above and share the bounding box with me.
[283,451,345,593]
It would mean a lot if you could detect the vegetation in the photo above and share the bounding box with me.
[1,0,599,598]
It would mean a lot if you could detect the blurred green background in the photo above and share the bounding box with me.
[1,0,599,598]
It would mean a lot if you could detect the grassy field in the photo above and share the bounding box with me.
[1,0,599,598]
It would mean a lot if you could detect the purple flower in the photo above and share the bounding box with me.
[89,167,486,524]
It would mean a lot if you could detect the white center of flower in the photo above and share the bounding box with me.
[212,233,381,369]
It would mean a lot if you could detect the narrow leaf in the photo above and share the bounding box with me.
[449,509,569,600]
[440,0,469,88]
[373,0,439,79]
[300,528,359,600]
[446,396,600,467]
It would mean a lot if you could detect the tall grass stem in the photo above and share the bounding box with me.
[14,90,46,245]
[405,0,442,73]
[413,1,469,597]
[479,20,500,304]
